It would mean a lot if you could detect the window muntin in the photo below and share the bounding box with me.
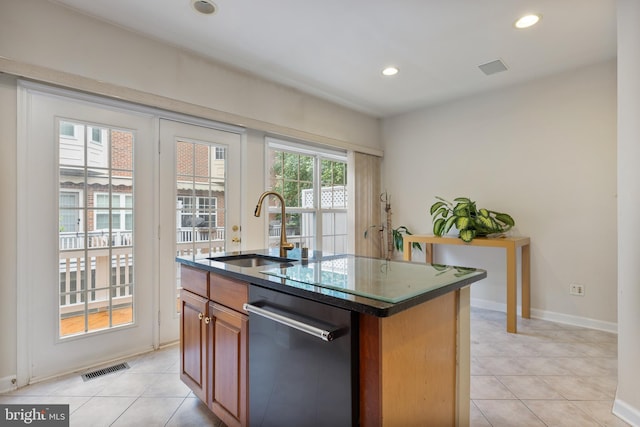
[58,119,135,337]
[175,141,227,314]
[95,193,133,231]
[266,141,348,253]
[177,196,217,228]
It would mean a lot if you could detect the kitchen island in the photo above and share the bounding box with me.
[177,249,486,427]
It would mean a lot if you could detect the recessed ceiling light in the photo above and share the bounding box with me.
[192,0,217,15]
[382,67,399,76]
[514,14,541,29]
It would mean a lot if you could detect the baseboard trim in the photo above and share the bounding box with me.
[0,375,17,394]
[26,345,155,387]
[613,398,640,427]
[470,298,618,333]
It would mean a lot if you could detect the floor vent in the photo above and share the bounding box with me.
[81,362,129,381]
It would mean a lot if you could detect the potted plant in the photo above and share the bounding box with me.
[364,192,422,259]
[429,196,515,242]
[365,224,422,253]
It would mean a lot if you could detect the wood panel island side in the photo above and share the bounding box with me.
[177,250,486,427]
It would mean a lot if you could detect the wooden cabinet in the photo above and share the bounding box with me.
[209,302,248,427]
[179,265,249,427]
[180,287,209,403]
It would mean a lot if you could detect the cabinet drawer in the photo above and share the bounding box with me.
[210,273,248,312]
[181,265,209,298]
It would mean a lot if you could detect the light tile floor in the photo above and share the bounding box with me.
[0,345,224,426]
[470,307,628,427]
[0,307,629,426]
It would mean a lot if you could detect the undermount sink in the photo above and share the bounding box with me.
[208,254,295,268]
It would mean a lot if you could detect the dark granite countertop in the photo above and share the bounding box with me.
[176,248,486,317]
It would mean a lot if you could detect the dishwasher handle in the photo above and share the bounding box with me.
[243,303,336,342]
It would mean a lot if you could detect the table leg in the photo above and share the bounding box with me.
[426,243,434,264]
[521,244,531,319]
[506,245,517,333]
[403,239,412,261]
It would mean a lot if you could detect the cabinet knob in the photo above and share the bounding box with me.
[204,316,211,324]
[198,312,204,320]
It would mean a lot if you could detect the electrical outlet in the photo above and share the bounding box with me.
[569,283,585,296]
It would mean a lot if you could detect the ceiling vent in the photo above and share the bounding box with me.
[478,59,508,76]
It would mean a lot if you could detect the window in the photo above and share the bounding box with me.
[266,139,348,253]
[175,140,226,257]
[90,126,103,144]
[177,196,217,228]
[59,191,80,233]
[95,193,133,230]
[58,120,135,337]
[60,121,75,137]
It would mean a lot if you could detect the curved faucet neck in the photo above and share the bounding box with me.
[254,191,294,258]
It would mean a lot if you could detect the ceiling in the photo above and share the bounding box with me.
[49,0,616,118]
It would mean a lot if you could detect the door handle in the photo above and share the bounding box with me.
[243,303,336,342]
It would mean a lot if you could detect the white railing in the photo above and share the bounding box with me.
[175,244,225,257]
[60,227,224,250]
[59,230,133,250]
[58,249,133,311]
[176,227,224,243]
[268,224,301,238]
[59,226,225,313]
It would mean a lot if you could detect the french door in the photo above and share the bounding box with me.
[18,84,243,384]
[158,119,242,344]
[20,84,156,382]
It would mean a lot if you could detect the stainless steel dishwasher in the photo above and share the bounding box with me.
[244,285,358,426]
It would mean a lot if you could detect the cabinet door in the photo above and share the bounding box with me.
[180,289,209,402]
[209,301,248,427]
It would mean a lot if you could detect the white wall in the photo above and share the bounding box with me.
[0,74,18,391]
[0,0,380,152]
[382,60,618,329]
[0,0,381,388]
[614,0,640,424]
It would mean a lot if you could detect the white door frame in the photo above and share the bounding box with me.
[16,81,244,386]
[158,118,243,344]
[17,82,158,384]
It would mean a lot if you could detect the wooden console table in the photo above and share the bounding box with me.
[403,235,530,333]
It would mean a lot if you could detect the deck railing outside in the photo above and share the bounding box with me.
[59,227,225,315]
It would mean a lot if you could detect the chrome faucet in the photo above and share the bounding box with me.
[254,191,295,258]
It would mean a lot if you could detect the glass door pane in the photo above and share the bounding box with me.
[175,141,226,258]
[158,119,241,344]
[58,120,134,337]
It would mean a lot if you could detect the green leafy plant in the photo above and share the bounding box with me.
[429,196,515,243]
[364,192,423,259]
[364,225,422,252]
